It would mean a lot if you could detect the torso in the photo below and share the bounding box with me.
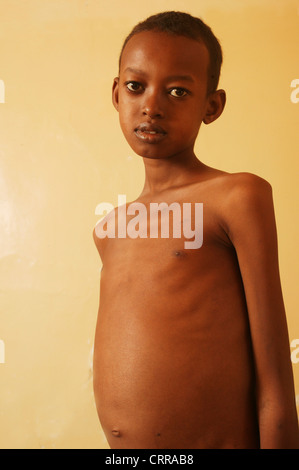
[93,171,259,449]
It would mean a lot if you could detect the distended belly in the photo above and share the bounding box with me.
[93,314,257,448]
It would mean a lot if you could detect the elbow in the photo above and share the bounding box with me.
[258,400,299,448]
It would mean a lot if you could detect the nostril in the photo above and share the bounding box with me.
[143,106,164,119]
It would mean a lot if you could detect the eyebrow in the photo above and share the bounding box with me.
[123,67,195,83]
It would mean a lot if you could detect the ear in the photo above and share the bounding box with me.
[203,89,226,125]
[112,77,119,111]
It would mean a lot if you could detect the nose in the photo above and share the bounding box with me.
[142,89,164,119]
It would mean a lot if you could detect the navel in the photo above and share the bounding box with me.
[111,429,121,437]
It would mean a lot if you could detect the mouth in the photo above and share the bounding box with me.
[134,123,167,144]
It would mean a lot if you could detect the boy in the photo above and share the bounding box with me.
[92,11,299,448]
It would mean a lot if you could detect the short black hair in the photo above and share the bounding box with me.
[119,11,223,94]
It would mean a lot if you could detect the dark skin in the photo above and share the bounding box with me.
[93,31,299,448]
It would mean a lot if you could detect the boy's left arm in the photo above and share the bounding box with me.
[224,173,299,449]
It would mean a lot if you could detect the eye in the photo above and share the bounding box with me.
[125,81,143,93]
[169,88,188,98]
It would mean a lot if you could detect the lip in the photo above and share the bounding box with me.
[134,123,167,144]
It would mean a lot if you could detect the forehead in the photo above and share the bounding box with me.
[120,31,210,79]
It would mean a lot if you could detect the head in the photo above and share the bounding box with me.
[113,11,226,161]
[119,11,223,96]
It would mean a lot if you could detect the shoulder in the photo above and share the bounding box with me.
[220,172,273,210]
[200,170,273,212]
[224,171,272,194]
[214,172,274,239]
[195,166,272,198]
[93,224,105,259]
[93,207,117,259]
[219,173,276,244]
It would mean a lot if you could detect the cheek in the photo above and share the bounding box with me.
[118,98,138,127]
[176,112,203,141]
[118,106,132,132]
[118,108,139,149]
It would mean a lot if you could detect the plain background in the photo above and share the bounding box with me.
[0,0,298,448]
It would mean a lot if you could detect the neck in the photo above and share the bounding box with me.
[140,150,204,196]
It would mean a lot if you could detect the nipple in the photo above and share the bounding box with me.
[173,250,186,258]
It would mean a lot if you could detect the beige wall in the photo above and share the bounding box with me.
[0,0,298,448]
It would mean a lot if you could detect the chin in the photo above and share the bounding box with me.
[127,143,175,160]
